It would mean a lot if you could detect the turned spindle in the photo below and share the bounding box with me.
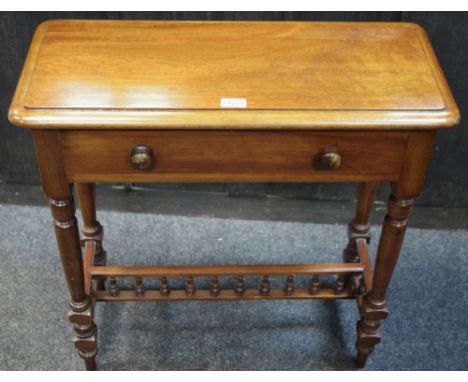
[109,277,120,297]
[284,275,294,296]
[210,276,221,297]
[235,276,245,296]
[335,275,345,294]
[260,275,270,296]
[358,284,366,296]
[186,276,195,296]
[134,277,144,296]
[309,275,320,295]
[160,276,170,297]
[351,274,366,296]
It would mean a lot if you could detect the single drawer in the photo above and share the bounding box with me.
[61,130,408,183]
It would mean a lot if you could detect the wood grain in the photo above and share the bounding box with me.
[94,288,355,301]
[32,130,97,370]
[355,130,437,368]
[9,20,459,129]
[61,130,408,183]
[89,263,364,278]
[11,19,461,370]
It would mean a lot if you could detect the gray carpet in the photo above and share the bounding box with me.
[0,203,467,370]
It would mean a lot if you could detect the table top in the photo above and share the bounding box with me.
[9,20,459,129]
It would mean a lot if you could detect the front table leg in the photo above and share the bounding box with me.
[51,196,98,370]
[355,131,436,368]
[33,131,98,370]
[355,192,413,367]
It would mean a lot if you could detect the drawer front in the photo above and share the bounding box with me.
[61,130,408,182]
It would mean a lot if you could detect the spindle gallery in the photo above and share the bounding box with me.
[8,20,459,370]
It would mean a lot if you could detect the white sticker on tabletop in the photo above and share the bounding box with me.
[220,98,247,109]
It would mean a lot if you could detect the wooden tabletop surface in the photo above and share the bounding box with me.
[9,20,459,129]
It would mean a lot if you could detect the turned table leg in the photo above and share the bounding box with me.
[33,131,98,370]
[355,131,436,368]
[76,183,106,289]
[343,182,378,266]
[355,192,413,367]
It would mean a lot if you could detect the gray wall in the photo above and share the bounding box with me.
[1,12,467,206]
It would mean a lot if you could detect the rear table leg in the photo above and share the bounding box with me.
[343,182,378,287]
[76,183,106,289]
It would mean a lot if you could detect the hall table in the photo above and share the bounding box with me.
[9,20,459,370]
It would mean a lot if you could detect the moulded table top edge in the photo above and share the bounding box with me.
[8,19,460,130]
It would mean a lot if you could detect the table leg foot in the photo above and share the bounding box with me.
[355,347,371,368]
[81,351,97,371]
[69,297,98,371]
[355,306,384,368]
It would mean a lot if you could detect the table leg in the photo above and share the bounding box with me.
[355,191,413,367]
[33,131,98,370]
[343,182,378,264]
[76,183,106,290]
[355,131,436,368]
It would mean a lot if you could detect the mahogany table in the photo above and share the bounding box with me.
[9,20,459,370]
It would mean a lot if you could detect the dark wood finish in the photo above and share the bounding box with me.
[94,288,355,301]
[32,130,97,370]
[109,277,120,297]
[320,147,342,170]
[185,276,195,297]
[354,183,379,231]
[83,240,365,301]
[355,130,437,368]
[309,276,320,295]
[134,277,144,297]
[235,276,245,297]
[10,21,459,370]
[130,145,155,171]
[3,14,468,209]
[60,130,408,183]
[345,182,379,252]
[75,183,99,237]
[284,276,294,296]
[83,240,96,295]
[259,275,270,296]
[356,238,373,292]
[75,183,106,268]
[67,301,97,371]
[160,277,170,297]
[88,263,365,278]
[343,182,378,294]
[334,276,345,295]
[210,276,221,297]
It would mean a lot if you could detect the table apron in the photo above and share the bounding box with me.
[60,129,409,183]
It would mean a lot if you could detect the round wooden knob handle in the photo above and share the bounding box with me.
[320,147,342,170]
[130,144,154,170]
